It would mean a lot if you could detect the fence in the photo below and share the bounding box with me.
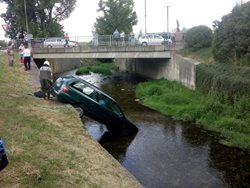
[13,34,175,49]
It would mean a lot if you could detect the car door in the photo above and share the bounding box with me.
[56,38,64,48]
[147,34,153,45]
[153,35,163,45]
[92,94,127,132]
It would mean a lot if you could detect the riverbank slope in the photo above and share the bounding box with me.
[0,54,141,187]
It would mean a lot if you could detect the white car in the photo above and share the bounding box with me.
[43,37,78,48]
[138,34,165,46]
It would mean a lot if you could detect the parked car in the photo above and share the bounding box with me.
[138,34,166,46]
[159,33,173,45]
[51,75,138,135]
[43,37,78,48]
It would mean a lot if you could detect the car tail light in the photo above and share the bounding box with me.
[62,86,69,93]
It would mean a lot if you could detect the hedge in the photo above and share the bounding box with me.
[196,63,250,97]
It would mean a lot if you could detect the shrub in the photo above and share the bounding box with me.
[185,25,213,51]
[196,63,250,97]
[76,62,115,75]
[213,2,250,64]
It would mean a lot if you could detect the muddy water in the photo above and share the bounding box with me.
[77,72,250,188]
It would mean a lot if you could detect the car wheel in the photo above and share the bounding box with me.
[74,105,87,118]
[47,45,52,48]
[142,42,147,46]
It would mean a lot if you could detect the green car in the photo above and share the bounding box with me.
[51,75,138,135]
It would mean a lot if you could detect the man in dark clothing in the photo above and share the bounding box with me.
[39,61,52,99]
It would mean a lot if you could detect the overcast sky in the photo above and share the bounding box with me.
[0,0,248,40]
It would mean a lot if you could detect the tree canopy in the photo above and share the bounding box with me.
[185,25,213,51]
[213,1,250,65]
[94,0,138,35]
[0,0,76,39]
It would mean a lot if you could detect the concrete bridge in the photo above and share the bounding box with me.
[32,45,172,59]
[32,44,200,89]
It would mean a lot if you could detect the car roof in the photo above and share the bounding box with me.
[45,37,63,40]
[140,34,162,37]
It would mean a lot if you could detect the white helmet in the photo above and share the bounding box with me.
[44,61,50,66]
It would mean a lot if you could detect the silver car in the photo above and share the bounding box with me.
[138,34,165,46]
[43,37,78,48]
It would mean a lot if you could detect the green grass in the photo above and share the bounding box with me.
[0,54,141,187]
[136,80,250,150]
[179,47,214,64]
[76,61,115,76]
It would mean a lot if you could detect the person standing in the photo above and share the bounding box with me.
[7,45,14,67]
[64,32,69,47]
[120,31,125,46]
[18,43,24,64]
[22,44,31,71]
[113,29,120,46]
[39,61,53,99]
[129,31,135,46]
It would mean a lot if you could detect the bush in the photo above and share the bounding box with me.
[185,25,213,51]
[213,2,250,64]
[196,63,250,97]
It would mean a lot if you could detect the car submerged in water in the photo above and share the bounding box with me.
[51,75,138,135]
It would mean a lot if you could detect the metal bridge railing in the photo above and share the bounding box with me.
[13,34,175,49]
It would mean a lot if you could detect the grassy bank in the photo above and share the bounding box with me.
[76,60,115,76]
[178,47,214,64]
[136,80,250,150]
[0,55,140,187]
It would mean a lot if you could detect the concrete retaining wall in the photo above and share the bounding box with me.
[49,58,82,75]
[115,54,200,89]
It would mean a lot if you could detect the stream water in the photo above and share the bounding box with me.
[63,71,249,188]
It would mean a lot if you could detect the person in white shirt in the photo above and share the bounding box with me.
[22,45,31,71]
[120,31,125,46]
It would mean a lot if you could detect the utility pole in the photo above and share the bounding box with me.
[24,0,29,34]
[24,0,31,47]
[144,0,147,34]
[166,5,170,37]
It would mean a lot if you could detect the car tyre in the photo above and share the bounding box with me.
[142,42,147,46]
[74,105,87,118]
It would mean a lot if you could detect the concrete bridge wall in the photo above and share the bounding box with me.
[115,54,200,89]
[33,58,82,75]
[51,58,82,74]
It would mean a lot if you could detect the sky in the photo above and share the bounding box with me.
[0,0,248,40]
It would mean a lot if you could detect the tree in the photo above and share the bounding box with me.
[213,1,250,65]
[185,25,213,51]
[0,0,76,39]
[0,40,7,47]
[94,0,138,35]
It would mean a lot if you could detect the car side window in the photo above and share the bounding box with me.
[72,82,93,95]
[106,99,122,115]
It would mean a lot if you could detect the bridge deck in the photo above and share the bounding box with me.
[32,45,173,59]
